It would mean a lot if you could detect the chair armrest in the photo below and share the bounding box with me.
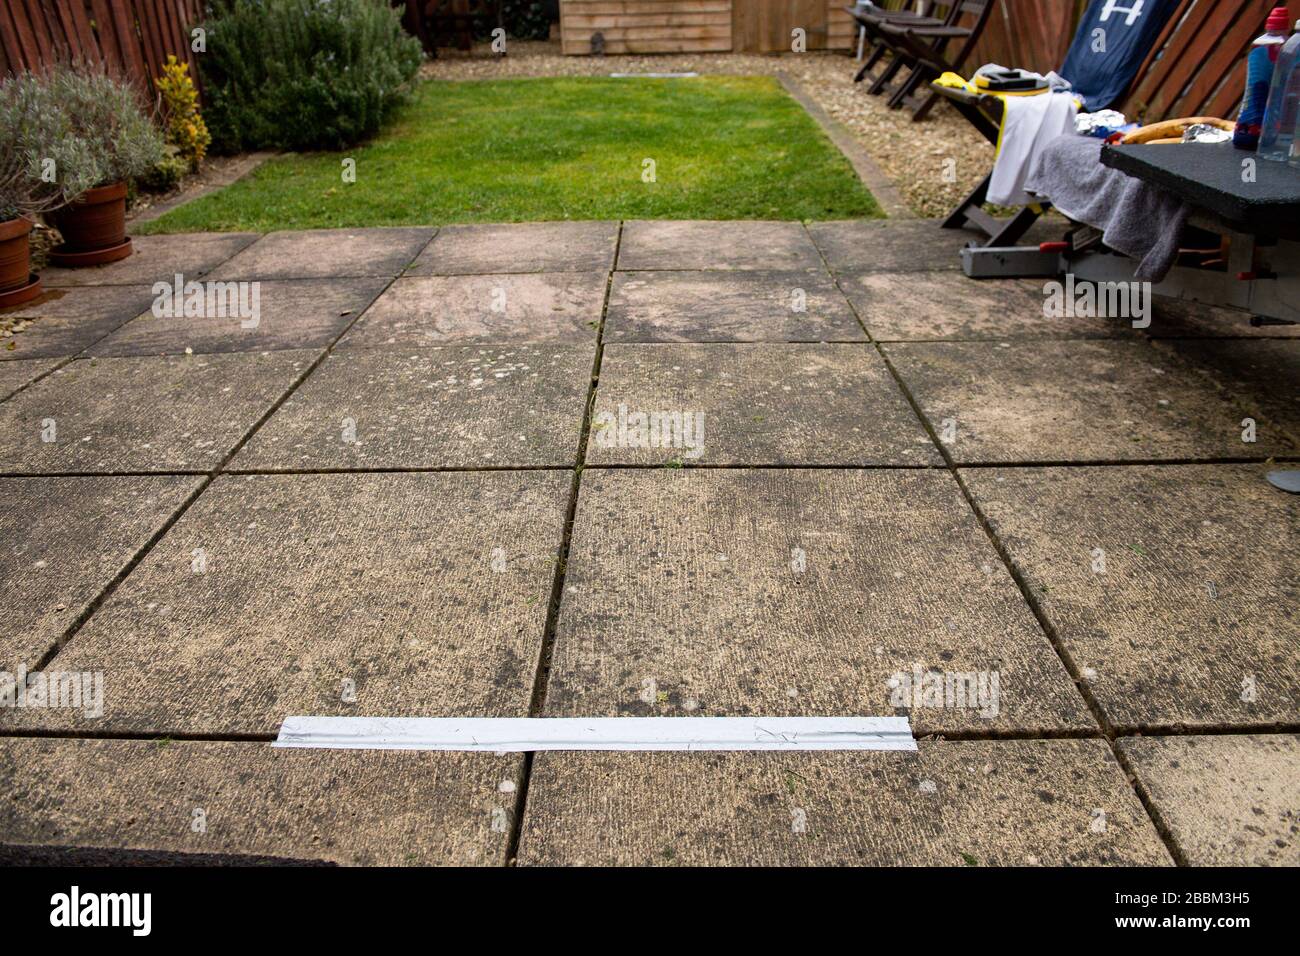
[880,23,972,38]
[847,6,944,27]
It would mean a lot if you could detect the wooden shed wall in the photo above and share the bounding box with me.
[560,0,735,55]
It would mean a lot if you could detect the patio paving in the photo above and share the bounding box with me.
[208,227,435,280]
[89,278,389,357]
[1156,338,1300,446]
[9,471,569,736]
[885,339,1297,463]
[589,344,939,466]
[342,273,606,346]
[1118,734,1299,866]
[963,464,1299,731]
[0,222,1295,867]
[619,220,825,272]
[0,358,60,401]
[546,469,1090,736]
[0,352,315,473]
[519,740,1170,866]
[840,272,1133,341]
[39,233,258,287]
[232,345,589,470]
[1,285,160,360]
[0,476,199,669]
[605,271,864,342]
[408,221,618,275]
[0,738,519,866]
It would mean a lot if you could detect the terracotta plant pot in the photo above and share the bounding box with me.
[48,181,133,267]
[0,216,34,291]
[0,216,42,308]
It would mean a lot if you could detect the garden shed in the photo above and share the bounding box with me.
[558,0,1077,68]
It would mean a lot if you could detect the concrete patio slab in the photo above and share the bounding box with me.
[605,271,864,342]
[87,278,389,357]
[16,471,568,735]
[0,358,60,401]
[518,740,1169,866]
[208,227,435,280]
[618,220,825,272]
[1155,338,1300,446]
[341,273,606,347]
[589,344,939,466]
[0,476,199,670]
[547,469,1092,735]
[885,339,1296,463]
[0,738,520,866]
[1,286,159,360]
[964,465,1299,731]
[0,352,314,474]
[808,219,966,274]
[1118,734,1299,866]
[1147,297,1300,339]
[841,272,1132,341]
[234,346,589,470]
[40,233,258,288]
[408,221,618,275]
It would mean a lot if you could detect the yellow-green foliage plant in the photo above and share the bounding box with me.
[156,55,210,171]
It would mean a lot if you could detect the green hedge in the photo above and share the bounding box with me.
[200,0,423,153]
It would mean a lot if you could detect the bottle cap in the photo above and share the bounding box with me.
[1266,6,1290,31]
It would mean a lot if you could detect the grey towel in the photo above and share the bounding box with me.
[1025,134,1190,282]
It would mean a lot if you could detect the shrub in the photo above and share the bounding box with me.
[0,72,102,220]
[45,66,167,186]
[156,55,211,171]
[137,145,189,194]
[200,0,424,152]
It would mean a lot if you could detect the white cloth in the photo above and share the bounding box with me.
[988,91,1080,206]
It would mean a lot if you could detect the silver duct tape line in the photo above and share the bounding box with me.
[273,716,917,752]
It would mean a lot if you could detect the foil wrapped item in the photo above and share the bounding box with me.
[1076,110,1128,138]
[1181,124,1234,144]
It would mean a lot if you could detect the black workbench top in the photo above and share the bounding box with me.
[1101,142,1300,237]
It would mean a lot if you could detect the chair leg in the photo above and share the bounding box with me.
[854,42,888,82]
[942,173,991,230]
[868,54,908,95]
[888,64,931,109]
[911,89,941,122]
[986,205,1048,247]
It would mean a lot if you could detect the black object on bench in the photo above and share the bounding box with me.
[1101,143,1300,240]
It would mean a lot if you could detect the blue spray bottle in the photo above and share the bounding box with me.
[1235,6,1293,150]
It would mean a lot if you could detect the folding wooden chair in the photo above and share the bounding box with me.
[876,0,995,120]
[847,2,957,91]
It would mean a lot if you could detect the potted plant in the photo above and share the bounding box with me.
[44,67,165,268]
[0,71,100,305]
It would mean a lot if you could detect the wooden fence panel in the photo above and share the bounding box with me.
[1126,0,1279,121]
[0,0,205,102]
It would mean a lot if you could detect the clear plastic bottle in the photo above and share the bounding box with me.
[1235,7,1292,150]
[1290,109,1300,167]
[1259,20,1300,161]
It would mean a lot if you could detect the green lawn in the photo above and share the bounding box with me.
[138,75,880,233]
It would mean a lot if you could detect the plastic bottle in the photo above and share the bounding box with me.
[1291,109,1300,166]
[1234,6,1292,150]
[1259,19,1300,160]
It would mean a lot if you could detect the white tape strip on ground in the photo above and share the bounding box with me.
[272,716,916,752]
